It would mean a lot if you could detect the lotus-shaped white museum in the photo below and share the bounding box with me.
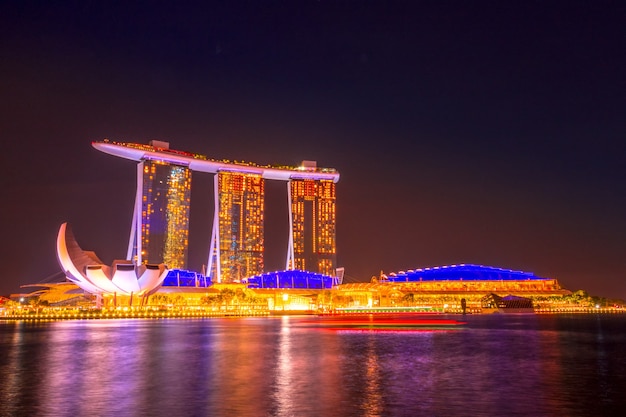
[56,223,168,295]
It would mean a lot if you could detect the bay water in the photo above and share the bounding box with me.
[1,314,625,416]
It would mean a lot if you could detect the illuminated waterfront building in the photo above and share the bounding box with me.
[208,172,265,282]
[245,269,340,289]
[334,264,572,313]
[287,178,336,276]
[137,159,191,269]
[384,264,554,284]
[56,223,168,297]
[93,140,340,283]
[119,140,193,269]
[48,140,586,312]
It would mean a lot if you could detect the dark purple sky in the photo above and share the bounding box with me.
[2,1,625,299]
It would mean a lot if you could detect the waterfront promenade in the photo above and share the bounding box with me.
[2,305,624,321]
[1,306,270,321]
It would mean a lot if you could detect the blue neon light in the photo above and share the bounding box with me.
[245,270,338,289]
[386,264,549,282]
[162,269,211,287]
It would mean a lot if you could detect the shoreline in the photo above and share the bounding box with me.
[2,308,625,321]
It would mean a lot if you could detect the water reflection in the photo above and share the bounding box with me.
[36,320,212,416]
[274,316,294,416]
[1,315,625,416]
[1,321,49,414]
[2,322,28,415]
[271,316,346,416]
[361,335,383,416]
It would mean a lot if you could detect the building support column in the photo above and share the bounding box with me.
[207,173,221,282]
[286,180,295,270]
[128,161,144,264]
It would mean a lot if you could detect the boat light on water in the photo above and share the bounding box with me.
[312,316,467,331]
[330,306,436,314]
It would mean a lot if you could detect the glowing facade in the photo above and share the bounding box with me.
[245,269,340,289]
[208,172,264,282]
[287,179,337,276]
[135,160,191,269]
[93,140,340,283]
[385,264,551,283]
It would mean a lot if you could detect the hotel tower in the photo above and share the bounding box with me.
[129,145,192,270]
[287,178,336,276]
[93,140,340,283]
[209,172,265,282]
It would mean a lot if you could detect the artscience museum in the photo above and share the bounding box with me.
[56,223,168,297]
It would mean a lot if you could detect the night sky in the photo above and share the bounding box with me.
[2,1,625,299]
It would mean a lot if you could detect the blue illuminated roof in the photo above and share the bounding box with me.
[386,264,549,282]
[162,269,211,288]
[245,269,339,289]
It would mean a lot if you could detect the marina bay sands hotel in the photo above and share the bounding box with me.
[93,140,339,283]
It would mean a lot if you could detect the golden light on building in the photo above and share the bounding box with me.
[138,160,191,269]
[210,172,264,282]
[93,140,340,283]
[288,179,336,276]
